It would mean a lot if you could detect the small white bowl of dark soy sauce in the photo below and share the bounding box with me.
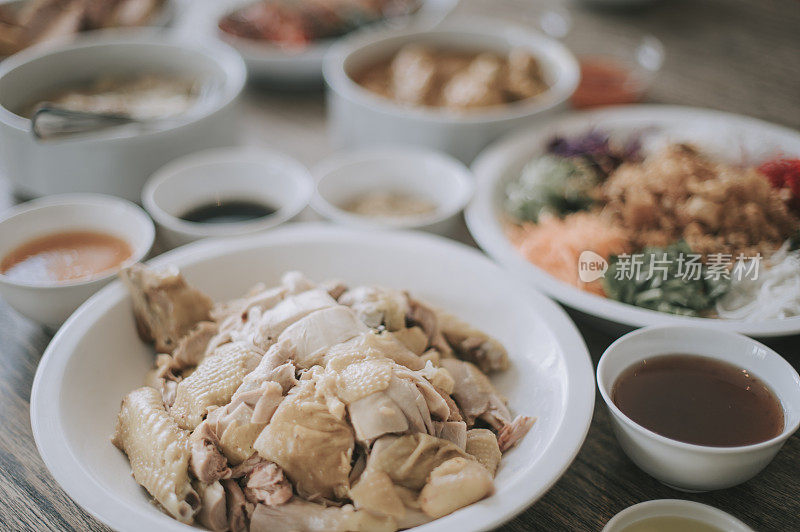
[597,325,800,492]
[143,147,314,249]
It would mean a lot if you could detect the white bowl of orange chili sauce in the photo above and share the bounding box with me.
[597,325,800,492]
[0,194,154,328]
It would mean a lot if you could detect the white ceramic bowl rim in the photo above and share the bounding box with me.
[0,29,247,139]
[603,499,753,532]
[142,147,315,238]
[323,17,580,124]
[30,223,595,532]
[0,193,155,289]
[310,146,475,229]
[596,325,800,454]
[466,104,800,336]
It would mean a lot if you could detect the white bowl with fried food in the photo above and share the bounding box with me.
[323,18,579,163]
[466,105,800,337]
[31,223,594,532]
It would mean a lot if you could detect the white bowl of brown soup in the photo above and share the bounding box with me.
[597,325,800,492]
[0,194,154,328]
[323,18,580,163]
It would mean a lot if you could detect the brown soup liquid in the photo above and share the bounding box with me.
[612,354,784,447]
[0,231,132,283]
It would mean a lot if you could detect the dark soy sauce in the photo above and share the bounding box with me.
[179,200,276,224]
[612,354,784,447]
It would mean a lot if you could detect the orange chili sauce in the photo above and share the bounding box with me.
[0,231,132,283]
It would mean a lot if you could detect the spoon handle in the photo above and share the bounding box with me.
[31,105,139,140]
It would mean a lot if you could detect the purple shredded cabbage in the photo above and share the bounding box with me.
[546,129,642,179]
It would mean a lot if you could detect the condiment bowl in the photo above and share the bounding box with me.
[310,146,474,236]
[323,18,580,163]
[0,30,246,202]
[143,147,314,249]
[0,194,154,328]
[597,326,800,492]
[602,500,753,532]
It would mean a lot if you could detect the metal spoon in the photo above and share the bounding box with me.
[31,105,146,141]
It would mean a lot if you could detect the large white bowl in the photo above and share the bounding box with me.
[0,194,154,328]
[323,19,580,163]
[180,0,459,87]
[0,31,247,202]
[31,223,594,532]
[467,105,800,337]
[597,326,800,492]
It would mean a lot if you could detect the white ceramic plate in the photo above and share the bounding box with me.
[466,105,800,337]
[31,223,594,532]
[178,0,459,87]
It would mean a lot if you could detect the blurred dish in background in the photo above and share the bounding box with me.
[565,27,663,108]
[181,0,458,87]
[0,0,172,57]
[324,19,579,162]
[353,45,549,111]
[218,0,422,50]
[467,105,800,336]
[0,32,246,201]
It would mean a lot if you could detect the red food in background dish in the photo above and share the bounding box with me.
[758,157,800,211]
[571,56,645,109]
[219,0,420,49]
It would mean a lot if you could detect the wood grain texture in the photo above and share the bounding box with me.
[0,0,798,530]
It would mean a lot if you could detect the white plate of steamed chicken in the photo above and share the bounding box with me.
[30,224,593,532]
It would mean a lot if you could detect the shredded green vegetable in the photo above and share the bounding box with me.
[604,242,730,317]
[505,155,599,222]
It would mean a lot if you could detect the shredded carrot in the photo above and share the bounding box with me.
[506,212,632,295]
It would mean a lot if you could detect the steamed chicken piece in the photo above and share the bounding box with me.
[440,358,511,428]
[250,499,393,532]
[144,353,181,407]
[112,387,199,524]
[436,310,509,373]
[172,321,218,369]
[194,480,227,532]
[210,364,292,465]
[278,306,370,368]
[171,342,262,430]
[389,45,437,105]
[338,358,452,444]
[121,264,213,353]
[254,375,355,501]
[245,289,338,349]
[418,458,494,518]
[339,285,409,331]
[189,421,231,484]
[324,331,426,371]
[465,429,503,474]
[442,53,505,109]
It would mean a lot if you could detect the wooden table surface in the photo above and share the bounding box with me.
[1,0,799,531]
